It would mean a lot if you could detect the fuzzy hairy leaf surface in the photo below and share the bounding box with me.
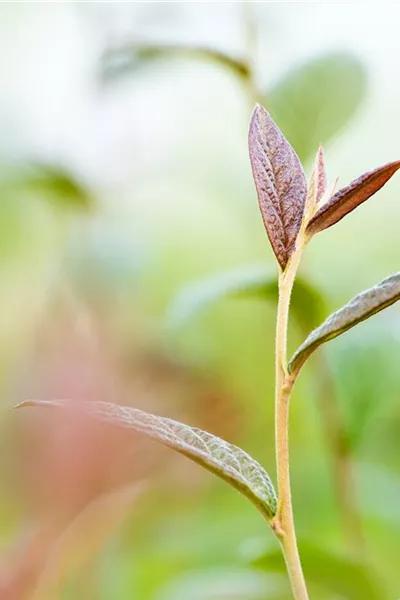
[305,146,327,219]
[17,400,277,520]
[307,160,400,235]
[249,104,307,270]
[289,272,400,375]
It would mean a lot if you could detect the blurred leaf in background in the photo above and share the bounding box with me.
[167,265,326,334]
[0,164,93,213]
[153,568,288,600]
[250,541,383,600]
[1,2,400,599]
[267,53,367,163]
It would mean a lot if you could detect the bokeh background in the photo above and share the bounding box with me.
[0,2,399,599]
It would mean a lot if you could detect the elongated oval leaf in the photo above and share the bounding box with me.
[268,53,367,162]
[304,145,327,221]
[249,104,307,271]
[306,160,400,235]
[0,165,93,212]
[166,265,276,329]
[166,265,325,332]
[310,145,327,206]
[250,542,383,599]
[289,272,400,375]
[16,400,277,520]
[154,568,287,600]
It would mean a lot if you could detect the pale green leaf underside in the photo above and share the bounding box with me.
[167,265,325,332]
[289,272,400,375]
[251,542,382,599]
[154,568,287,600]
[17,400,277,520]
[166,265,276,329]
[268,53,366,163]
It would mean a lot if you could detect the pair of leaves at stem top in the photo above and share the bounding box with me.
[249,103,400,271]
[248,102,400,375]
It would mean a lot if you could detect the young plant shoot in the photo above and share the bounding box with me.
[16,104,400,600]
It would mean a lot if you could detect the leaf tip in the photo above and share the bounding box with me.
[12,400,34,411]
[12,399,61,412]
[307,159,400,235]
[253,102,266,114]
[249,103,267,132]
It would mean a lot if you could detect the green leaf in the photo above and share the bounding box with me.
[331,325,400,450]
[154,568,288,600]
[166,265,276,329]
[289,276,327,333]
[0,164,93,211]
[167,265,325,332]
[267,53,367,162]
[289,272,400,376]
[27,166,93,211]
[16,400,278,521]
[251,542,383,599]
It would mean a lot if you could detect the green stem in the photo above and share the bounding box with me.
[272,253,309,600]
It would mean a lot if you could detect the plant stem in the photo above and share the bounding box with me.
[272,252,309,600]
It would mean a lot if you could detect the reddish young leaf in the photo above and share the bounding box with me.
[305,145,328,220]
[249,104,307,270]
[311,145,328,206]
[306,160,400,235]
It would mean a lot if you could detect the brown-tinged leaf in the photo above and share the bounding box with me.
[16,400,278,520]
[249,104,307,270]
[289,272,400,375]
[304,145,327,220]
[306,160,400,235]
[311,146,327,205]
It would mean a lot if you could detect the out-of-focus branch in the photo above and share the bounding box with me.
[101,42,251,82]
[314,353,366,557]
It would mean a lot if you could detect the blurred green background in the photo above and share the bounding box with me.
[0,3,399,599]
